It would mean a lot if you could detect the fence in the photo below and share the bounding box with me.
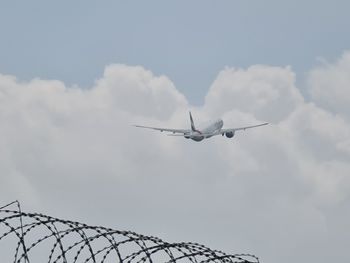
[0,201,259,263]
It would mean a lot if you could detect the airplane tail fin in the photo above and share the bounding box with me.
[189,111,196,131]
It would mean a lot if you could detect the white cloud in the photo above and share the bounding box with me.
[93,64,188,120]
[308,51,350,119]
[1,56,350,263]
[204,65,304,122]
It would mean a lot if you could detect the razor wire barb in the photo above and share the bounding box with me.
[0,201,259,263]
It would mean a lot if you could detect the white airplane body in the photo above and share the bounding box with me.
[135,112,268,142]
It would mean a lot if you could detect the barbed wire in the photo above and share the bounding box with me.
[0,201,259,263]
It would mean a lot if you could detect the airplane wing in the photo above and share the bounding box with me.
[134,125,190,134]
[168,123,269,138]
[219,122,269,135]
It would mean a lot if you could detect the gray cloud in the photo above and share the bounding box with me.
[1,55,350,263]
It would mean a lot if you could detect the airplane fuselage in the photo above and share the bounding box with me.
[185,119,224,141]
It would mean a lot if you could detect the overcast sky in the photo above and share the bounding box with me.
[1,1,350,263]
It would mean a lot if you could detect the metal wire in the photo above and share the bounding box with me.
[0,201,259,263]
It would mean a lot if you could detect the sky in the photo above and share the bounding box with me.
[0,1,350,263]
[1,0,350,104]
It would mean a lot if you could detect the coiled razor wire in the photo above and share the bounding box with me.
[0,201,259,263]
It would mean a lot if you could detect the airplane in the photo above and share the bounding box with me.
[134,112,268,142]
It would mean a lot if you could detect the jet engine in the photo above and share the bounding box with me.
[225,131,235,138]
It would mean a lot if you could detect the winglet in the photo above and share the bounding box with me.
[189,111,196,131]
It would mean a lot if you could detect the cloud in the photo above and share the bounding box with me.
[308,51,350,119]
[94,64,188,119]
[1,55,350,263]
[204,65,304,122]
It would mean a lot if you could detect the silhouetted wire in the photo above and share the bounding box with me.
[0,201,260,263]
